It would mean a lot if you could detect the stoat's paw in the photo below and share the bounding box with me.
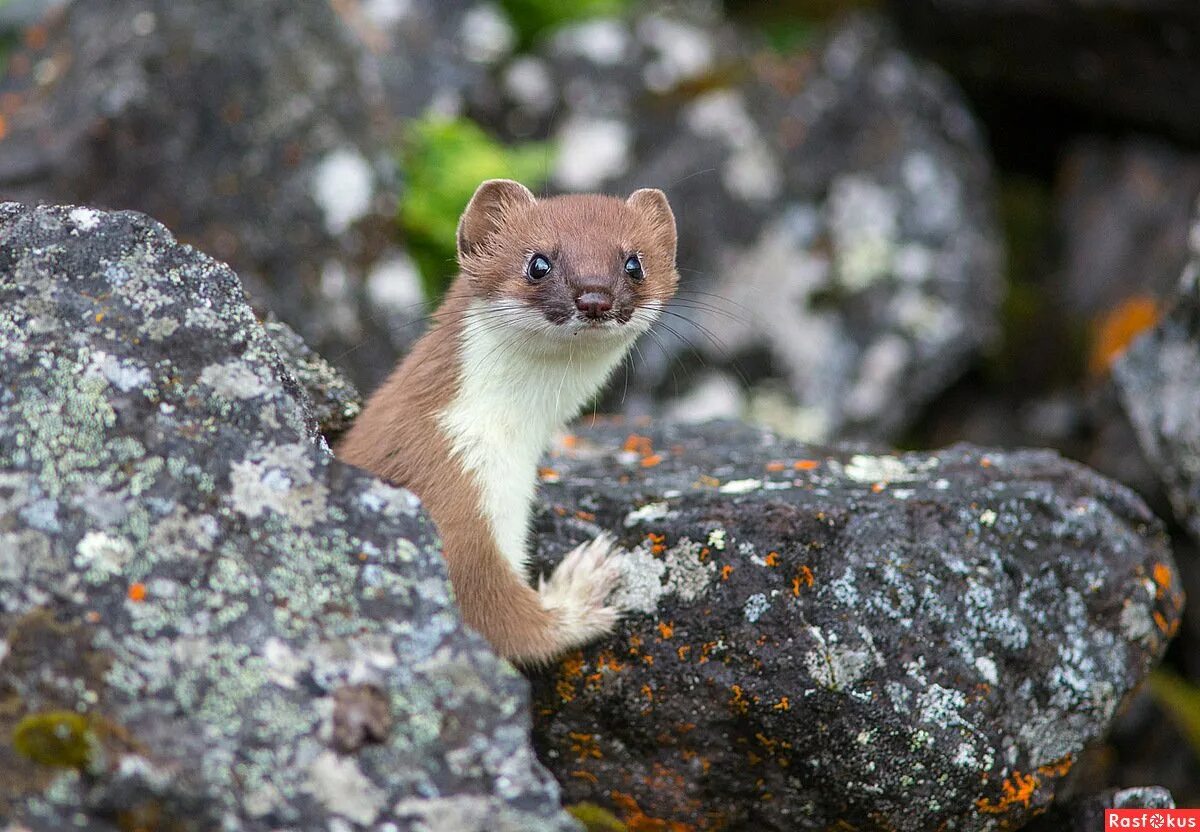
[538,533,627,650]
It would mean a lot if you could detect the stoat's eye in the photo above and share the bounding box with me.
[527,253,552,281]
[624,254,644,282]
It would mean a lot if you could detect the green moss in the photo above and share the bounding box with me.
[498,0,631,50]
[399,116,551,304]
[567,802,628,832]
[12,711,93,768]
[1150,670,1200,758]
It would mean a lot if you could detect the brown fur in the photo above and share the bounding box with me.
[337,180,677,664]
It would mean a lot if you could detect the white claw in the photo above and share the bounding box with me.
[538,533,628,649]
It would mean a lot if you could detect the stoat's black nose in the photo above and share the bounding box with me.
[575,290,613,319]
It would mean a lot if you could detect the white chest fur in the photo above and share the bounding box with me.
[437,301,638,576]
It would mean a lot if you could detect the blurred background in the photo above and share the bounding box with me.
[1,0,1199,807]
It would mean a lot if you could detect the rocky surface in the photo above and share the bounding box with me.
[1114,218,1200,546]
[889,0,1200,144]
[0,202,577,832]
[1023,785,1176,832]
[473,12,1002,442]
[527,420,1181,831]
[1059,138,1200,327]
[0,0,424,392]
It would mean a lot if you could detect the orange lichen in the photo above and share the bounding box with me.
[623,434,654,456]
[127,583,147,603]
[657,621,675,640]
[1153,562,1173,598]
[698,642,716,664]
[647,532,667,555]
[571,769,599,784]
[642,654,655,666]
[538,467,560,482]
[871,482,886,493]
[1154,610,1170,634]
[798,565,814,587]
[765,461,787,473]
[556,680,576,703]
[764,552,779,567]
[641,454,663,468]
[730,685,749,714]
[1090,296,1159,374]
[976,771,1039,814]
[610,790,694,832]
[980,457,993,469]
[84,610,101,624]
[794,459,820,471]
[1036,755,1073,778]
[676,645,691,661]
[597,651,626,673]
[720,565,733,581]
[773,697,790,711]
[561,652,586,679]
[696,475,720,488]
[576,510,596,522]
[641,684,654,702]
[569,732,603,761]
[561,434,579,449]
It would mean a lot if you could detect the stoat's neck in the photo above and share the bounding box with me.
[437,300,632,575]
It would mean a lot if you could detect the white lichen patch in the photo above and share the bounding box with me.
[979,508,998,527]
[366,254,423,313]
[743,593,771,623]
[305,751,385,826]
[68,206,102,232]
[75,531,135,581]
[718,478,761,495]
[611,537,715,614]
[623,500,671,527]
[804,626,872,692]
[83,351,151,393]
[229,443,329,529]
[460,3,515,64]
[706,528,726,550]
[312,148,374,235]
[200,361,269,400]
[840,453,936,484]
[610,545,667,614]
[552,117,631,191]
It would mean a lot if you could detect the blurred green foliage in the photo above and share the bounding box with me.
[1151,670,1200,758]
[498,0,632,50]
[566,802,628,832]
[399,116,552,303]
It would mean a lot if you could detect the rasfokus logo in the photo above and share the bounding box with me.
[1107,810,1200,829]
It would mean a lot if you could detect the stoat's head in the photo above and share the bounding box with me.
[455,179,677,340]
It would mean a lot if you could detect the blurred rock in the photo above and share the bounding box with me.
[473,13,1002,442]
[529,420,1180,831]
[1024,784,1177,832]
[1059,137,1200,327]
[0,202,577,832]
[1114,214,1200,545]
[0,0,424,392]
[888,0,1200,145]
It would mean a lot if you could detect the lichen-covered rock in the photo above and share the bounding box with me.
[0,0,425,392]
[0,203,577,832]
[1114,215,1200,546]
[471,12,1001,442]
[527,420,1181,831]
[1023,785,1177,832]
[262,315,361,438]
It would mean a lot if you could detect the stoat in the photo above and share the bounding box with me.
[338,179,678,664]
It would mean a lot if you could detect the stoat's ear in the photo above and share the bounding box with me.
[457,179,536,259]
[627,188,677,262]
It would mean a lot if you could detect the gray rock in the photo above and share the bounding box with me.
[1024,785,1177,832]
[0,202,577,832]
[527,420,1181,831]
[262,315,361,438]
[1114,214,1200,545]
[889,0,1200,144]
[472,13,1002,443]
[0,0,425,393]
[1059,138,1200,324]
